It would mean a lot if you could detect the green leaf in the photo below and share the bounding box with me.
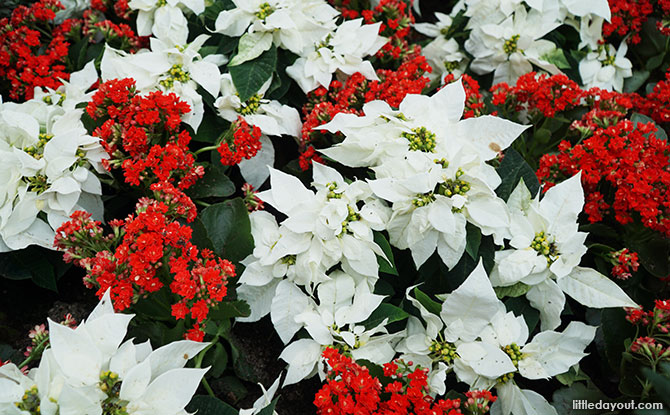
[624,70,650,93]
[643,362,670,406]
[202,0,235,21]
[187,164,235,199]
[229,32,273,66]
[646,53,666,71]
[465,223,481,260]
[199,198,254,263]
[208,300,251,321]
[494,282,531,299]
[555,365,590,386]
[496,148,540,201]
[374,231,397,275]
[203,342,228,378]
[0,247,69,292]
[413,287,442,315]
[190,110,229,143]
[185,396,238,415]
[361,303,409,330]
[552,382,609,415]
[541,48,570,69]
[601,308,636,371]
[534,128,552,144]
[229,45,277,102]
[212,376,248,404]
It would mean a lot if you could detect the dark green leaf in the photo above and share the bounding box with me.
[496,148,540,201]
[132,288,173,321]
[0,247,67,292]
[643,362,670,406]
[208,300,251,321]
[203,0,235,21]
[229,45,277,102]
[211,376,248,404]
[361,303,409,330]
[601,308,636,371]
[413,287,442,315]
[646,53,666,71]
[203,342,228,378]
[186,396,238,415]
[374,231,397,275]
[465,222,481,260]
[187,164,235,199]
[534,128,552,144]
[624,70,651,93]
[552,382,609,415]
[199,198,254,263]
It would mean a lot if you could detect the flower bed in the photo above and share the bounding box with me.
[0,0,669,414]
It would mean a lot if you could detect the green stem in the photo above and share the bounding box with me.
[18,337,50,368]
[201,377,215,397]
[194,333,220,398]
[194,145,220,155]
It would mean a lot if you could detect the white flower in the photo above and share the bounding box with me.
[319,80,526,268]
[256,163,391,281]
[128,0,204,45]
[215,74,302,138]
[579,42,632,92]
[215,0,339,61]
[101,34,227,131]
[286,19,387,93]
[32,60,100,114]
[414,13,468,82]
[0,290,210,415]
[0,105,104,251]
[465,6,562,85]
[278,272,397,385]
[490,175,636,330]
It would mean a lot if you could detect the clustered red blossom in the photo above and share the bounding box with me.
[241,183,265,212]
[299,52,430,170]
[610,248,640,280]
[0,0,70,100]
[635,69,670,124]
[603,0,655,44]
[0,0,146,101]
[56,79,235,341]
[492,72,582,119]
[217,117,263,166]
[537,119,669,236]
[314,348,495,415]
[86,78,204,190]
[625,301,670,364]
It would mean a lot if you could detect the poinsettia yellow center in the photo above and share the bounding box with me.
[429,339,458,364]
[403,126,437,153]
[503,34,521,54]
[497,343,525,384]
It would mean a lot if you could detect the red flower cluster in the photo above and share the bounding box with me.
[537,119,670,236]
[492,72,582,119]
[54,202,235,340]
[315,348,493,415]
[217,117,263,166]
[635,69,670,124]
[610,248,640,280]
[87,78,204,190]
[81,9,147,53]
[0,0,70,100]
[603,0,654,44]
[299,53,430,170]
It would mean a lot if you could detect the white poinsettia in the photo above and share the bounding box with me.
[465,5,562,85]
[128,0,204,45]
[0,290,209,415]
[319,80,526,268]
[395,262,517,394]
[579,42,632,92]
[101,34,227,131]
[414,13,468,82]
[215,73,302,138]
[0,105,104,252]
[286,19,387,93]
[278,272,397,385]
[256,163,391,282]
[215,0,339,63]
[490,175,637,330]
[29,60,99,119]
